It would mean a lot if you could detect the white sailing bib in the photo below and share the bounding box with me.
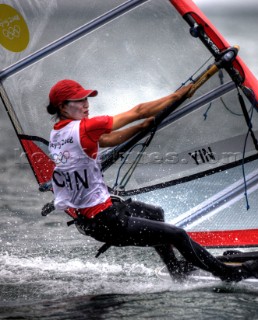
[49,121,110,210]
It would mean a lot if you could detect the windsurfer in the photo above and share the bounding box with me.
[45,79,258,282]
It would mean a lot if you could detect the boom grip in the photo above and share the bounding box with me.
[187,64,219,98]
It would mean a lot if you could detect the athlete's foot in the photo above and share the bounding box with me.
[216,273,241,283]
[242,260,258,278]
[215,260,258,283]
[216,272,244,283]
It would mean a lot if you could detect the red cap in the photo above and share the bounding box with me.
[49,79,98,107]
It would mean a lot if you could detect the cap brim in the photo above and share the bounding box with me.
[68,89,98,101]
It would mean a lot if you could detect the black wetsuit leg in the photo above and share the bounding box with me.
[125,201,195,276]
[124,216,251,282]
[78,201,251,282]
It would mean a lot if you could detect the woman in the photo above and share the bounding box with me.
[46,79,257,282]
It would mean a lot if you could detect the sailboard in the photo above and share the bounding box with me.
[1,0,258,265]
[155,265,258,287]
[156,248,258,285]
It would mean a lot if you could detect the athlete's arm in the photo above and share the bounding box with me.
[111,84,192,131]
[99,117,154,147]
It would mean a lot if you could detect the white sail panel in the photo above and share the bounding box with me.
[0,0,123,70]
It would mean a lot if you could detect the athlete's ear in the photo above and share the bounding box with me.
[58,102,69,118]
[60,101,68,109]
[59,102,70,113]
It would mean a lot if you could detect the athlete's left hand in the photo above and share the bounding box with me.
[41,200,55,216]
[140,116,155,129]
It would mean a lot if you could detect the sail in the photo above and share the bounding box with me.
[1,0,258,247]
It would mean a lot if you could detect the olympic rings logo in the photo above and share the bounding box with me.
[2,25,20,40]
[52,151,70,165]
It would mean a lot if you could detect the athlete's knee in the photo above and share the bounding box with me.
[170,225,189,241]
[129,200,165,221]
[156,207,165,221]
[143,202,165,221]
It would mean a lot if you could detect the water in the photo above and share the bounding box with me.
[1,2,258,319]
[1,289,258,320]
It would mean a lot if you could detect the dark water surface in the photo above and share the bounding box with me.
[1,287,258,319]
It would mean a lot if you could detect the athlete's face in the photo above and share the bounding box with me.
[61,98,89,120]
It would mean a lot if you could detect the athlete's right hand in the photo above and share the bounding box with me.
[176,83,194,99]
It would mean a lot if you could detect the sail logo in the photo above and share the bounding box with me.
[0,4,30,52]
[189,147,216,165]
[2,24,20,40]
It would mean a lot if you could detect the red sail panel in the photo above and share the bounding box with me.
[20,139,54,184]
[189,229,258,247]
[170,0,258,109]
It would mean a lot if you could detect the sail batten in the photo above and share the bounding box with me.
[0,0,149,81]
